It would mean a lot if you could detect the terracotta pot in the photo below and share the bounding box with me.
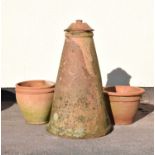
[104,85,145,125]
[16,80,55,124]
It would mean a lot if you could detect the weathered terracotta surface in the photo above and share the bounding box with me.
[16,80,55,124]
[47,20,112,138]
[104,85,145,125]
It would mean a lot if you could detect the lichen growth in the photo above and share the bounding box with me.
[48,123,86,138]
[73,128,85,138]
[53,113,59,121]
[66,129,74,137]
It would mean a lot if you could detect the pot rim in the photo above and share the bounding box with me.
[103,85,145,96]
[16,80,55,89]
[16,88,54,94]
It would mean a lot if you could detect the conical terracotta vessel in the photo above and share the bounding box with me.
[47,20,112,138]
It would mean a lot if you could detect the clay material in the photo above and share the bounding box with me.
[47,20,112,138]
[104,85,145,125]
[16,80,55,124]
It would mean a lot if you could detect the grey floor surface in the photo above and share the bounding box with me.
[1,88,154,155]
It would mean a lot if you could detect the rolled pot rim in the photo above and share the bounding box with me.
[103,85,145,96]
[16,80,55,89]
[16,89,54,94]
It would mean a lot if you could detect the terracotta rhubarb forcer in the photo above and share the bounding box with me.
[104,86,145,125]
[16,80,55,124]
[47,20,112,138]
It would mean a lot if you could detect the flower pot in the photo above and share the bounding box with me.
[104,86,145,125]
[16,80,55,124]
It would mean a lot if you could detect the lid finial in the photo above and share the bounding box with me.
[76,20,83,23]
[65,20,93,32]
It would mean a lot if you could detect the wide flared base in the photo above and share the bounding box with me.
[46,125,113,139]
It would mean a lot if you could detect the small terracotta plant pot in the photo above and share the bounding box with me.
[103,85,145,125]
[16,80,55,124]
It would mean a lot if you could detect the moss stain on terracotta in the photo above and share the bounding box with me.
[53,113,59,121]
[59,96,63,100]
[77,115,85,122]
[73,128,85,138]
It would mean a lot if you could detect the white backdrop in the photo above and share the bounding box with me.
[2,0,153,87]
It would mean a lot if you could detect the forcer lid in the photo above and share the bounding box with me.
[65,20,93,32]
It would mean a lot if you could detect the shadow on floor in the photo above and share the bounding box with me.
[104,93,115,125]
[1,89,16,111]
[135,103,154,122]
